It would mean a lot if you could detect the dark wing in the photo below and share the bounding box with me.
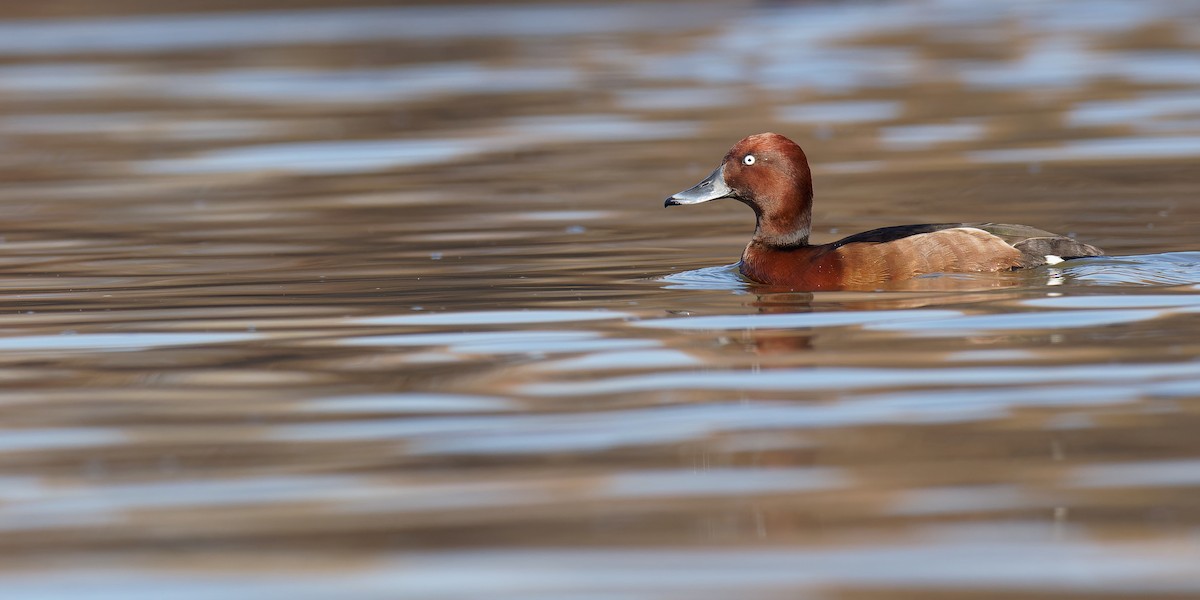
[827,223,966,250]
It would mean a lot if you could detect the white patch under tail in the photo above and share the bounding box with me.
[1044,255,1064,265]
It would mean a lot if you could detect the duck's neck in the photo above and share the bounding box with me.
[749,192,812,249]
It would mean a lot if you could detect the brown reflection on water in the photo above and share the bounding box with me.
[1,0,1200,598]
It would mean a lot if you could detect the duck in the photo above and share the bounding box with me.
[664,132,1104,290]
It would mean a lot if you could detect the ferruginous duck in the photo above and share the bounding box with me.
[664,132,1103,290]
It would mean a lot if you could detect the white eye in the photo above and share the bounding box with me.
[742,154,756,165]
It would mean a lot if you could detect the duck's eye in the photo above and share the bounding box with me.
[742,154,756,166]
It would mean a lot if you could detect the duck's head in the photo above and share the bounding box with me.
[665,133,814,246]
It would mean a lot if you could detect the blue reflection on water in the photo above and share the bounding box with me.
[0,332,258,351]
[970,137,1200,163]
[777,100,903,124]
[521,362,1200,396]
[658,263,746,291]
[636,309,962,330]
[0,5,724,54]
[358,310,628,326]
[138,116,697,175]
[1062,252,1200,286]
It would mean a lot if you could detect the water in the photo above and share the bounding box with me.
[1,0,1200,598]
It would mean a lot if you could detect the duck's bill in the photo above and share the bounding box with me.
[664,165,733,207]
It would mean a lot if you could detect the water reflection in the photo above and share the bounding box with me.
[777,100,903,124]
[880,122,987,150]
[139,116,698,175]
[0,63,579,105]
[1069,91,1200,130]
[0,332,259,351]
[520,362,1200,396]
[0,5,724,54]
[634,309,962,330]
[6,537,1196,598]
[970,136,1200,163]
[0,113,284,141]
[140,138,488,175]
[300,393,520,414]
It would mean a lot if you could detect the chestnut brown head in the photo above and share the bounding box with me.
[665,133,815,246]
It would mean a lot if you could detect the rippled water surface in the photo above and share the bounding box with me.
[2,1,1200,598]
